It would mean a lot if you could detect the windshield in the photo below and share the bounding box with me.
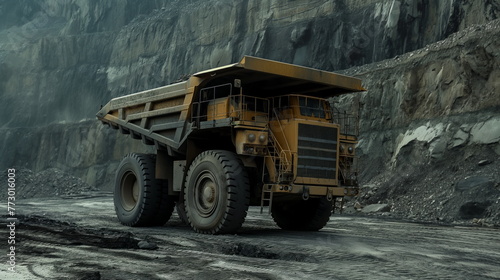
[299,97,326,118]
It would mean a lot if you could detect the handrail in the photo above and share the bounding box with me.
[191,87,269,126]
[332,107,359,136]
[268,110,294,181]
[272,108,292,151]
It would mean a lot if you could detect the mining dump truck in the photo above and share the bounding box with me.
[97,56,365,234]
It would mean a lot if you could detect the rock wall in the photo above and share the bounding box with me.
[337,20,500,181]
[336,21,500,225]
[0,121,154,189]
[0,0,499,192]
[1,0,499,127]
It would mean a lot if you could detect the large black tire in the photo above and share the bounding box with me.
[114,153,175,227]
[271,197,332,231]
[183,150,250,234]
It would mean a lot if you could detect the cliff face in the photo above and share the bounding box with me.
[0,0,499,201]
[0,120,155,188]
[0,0,173,128]
[1,0,498,127]
[337,20,500,182]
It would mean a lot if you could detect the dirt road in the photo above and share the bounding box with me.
[3,193,500,279]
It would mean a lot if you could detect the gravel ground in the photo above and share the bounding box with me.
[2,195,499,280]
[349,144,500,227]
[0,168,97,201]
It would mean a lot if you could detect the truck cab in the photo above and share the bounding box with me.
[190,83,359,206]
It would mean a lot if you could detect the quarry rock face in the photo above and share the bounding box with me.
[1,0,498,128]
[339,20,500,177]
[0,121,155,188]
[0,0,499,224]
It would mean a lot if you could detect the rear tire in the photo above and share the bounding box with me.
[184,150,250,234]
[271,197,332,231]
[114,153,175,227]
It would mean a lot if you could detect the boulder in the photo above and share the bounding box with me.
[449,129,469,148]
[478,160,493,166]
[470,118,500,144]
[455,176,495,192]
[459,202,491,219]
[138,240,158,250]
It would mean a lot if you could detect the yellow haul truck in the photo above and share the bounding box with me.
[97,56,365,234]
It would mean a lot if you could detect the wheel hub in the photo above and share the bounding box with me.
[121,171,139,211]
[202,183,216,203]
[195,172,219,217]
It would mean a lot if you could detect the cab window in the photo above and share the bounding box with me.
[299,97,326,118]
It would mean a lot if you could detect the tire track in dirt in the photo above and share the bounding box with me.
[10,196,500,279]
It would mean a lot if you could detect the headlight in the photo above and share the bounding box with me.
[258,134,266,143]
[340,145,345,153]
[348,146,354,154]
[247,133,256,142]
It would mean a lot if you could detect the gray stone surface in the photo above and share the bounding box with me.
[470,117,500,144]
[455,176,495,192]
[495,144,500,156]
[450,129,469,148]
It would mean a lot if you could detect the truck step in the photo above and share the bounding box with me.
[260,185,274,214]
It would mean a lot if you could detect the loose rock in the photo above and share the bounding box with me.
[138,240,159,250]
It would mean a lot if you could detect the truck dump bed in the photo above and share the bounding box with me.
[96,56,365,153]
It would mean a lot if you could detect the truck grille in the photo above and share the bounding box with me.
[297,124,338,179]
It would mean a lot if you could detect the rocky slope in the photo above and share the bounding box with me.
[339,19,500,178]
[0,0,499,225]
[338,20,500,225]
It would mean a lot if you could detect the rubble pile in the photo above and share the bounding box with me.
[0,168,98,201]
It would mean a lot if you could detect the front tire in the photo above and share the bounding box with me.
[184,150,250,234]
[114,153,175,227]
